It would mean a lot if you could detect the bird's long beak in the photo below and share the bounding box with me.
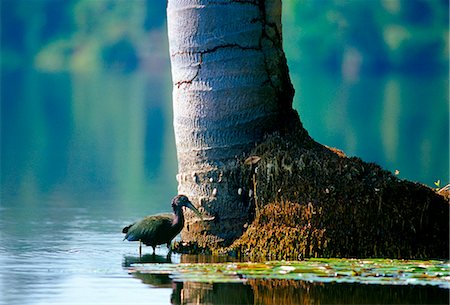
[184,201,203,220]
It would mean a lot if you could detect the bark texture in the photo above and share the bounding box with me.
[167,0,449,258]
[227,131,449,259]
[167,0,296,245]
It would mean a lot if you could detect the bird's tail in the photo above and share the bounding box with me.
[122,224,133,234]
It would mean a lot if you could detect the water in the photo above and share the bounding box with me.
[1,202,448,305]
[1,67,448,304]
[291,70,449,187]
[0,205,173,305]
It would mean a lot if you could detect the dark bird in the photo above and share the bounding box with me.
[122,195,202,256]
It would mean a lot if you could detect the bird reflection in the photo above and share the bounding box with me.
[131,272,183,304]
[122,253,172,267]
[123,254,182,304]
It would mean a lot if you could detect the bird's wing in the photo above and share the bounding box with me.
[124,213,173,242]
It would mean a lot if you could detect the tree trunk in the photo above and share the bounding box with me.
[167,0,296,245]
[167,0,448,258]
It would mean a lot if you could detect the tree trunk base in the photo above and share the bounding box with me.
[176,121,449,259]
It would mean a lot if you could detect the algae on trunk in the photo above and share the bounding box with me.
[228,130,449,259]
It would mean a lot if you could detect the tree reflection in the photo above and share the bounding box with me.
[129,274,449,305]
[247,279,448,305]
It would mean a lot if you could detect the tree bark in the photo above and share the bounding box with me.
[167,0,448,258]
[167,0,297,245]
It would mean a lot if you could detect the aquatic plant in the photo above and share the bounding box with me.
[128,258,450,289]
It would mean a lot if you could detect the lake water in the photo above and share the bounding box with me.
[1,67,448,304]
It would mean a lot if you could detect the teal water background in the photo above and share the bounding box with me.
[1,1,448,304]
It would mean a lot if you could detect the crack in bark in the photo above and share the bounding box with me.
[257,0,295,114]
[200,43,260,55]
[173,0,294,105]
[171,43,260,58]
[173,44,261,88]
[256,1,279,91]
[175,65,201,88]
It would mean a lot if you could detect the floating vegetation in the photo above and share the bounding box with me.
[127,258,450,288]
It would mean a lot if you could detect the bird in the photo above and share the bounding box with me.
[122,195,202,256]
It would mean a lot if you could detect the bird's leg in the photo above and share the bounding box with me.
[139,239,142,258]
[166,243,172,260]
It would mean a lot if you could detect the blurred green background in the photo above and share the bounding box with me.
[1,0,448,212]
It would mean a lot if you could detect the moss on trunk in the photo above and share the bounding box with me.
[226,120,449,259]
[175,117,448,259]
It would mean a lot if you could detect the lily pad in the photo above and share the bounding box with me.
[127,258,450,288]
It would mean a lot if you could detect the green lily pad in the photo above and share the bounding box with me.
[127,258,450,288]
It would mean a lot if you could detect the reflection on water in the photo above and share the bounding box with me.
[247,279,447,305]
[1,68,177,214]
[127,262,449,305]
[123,254,173,268]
